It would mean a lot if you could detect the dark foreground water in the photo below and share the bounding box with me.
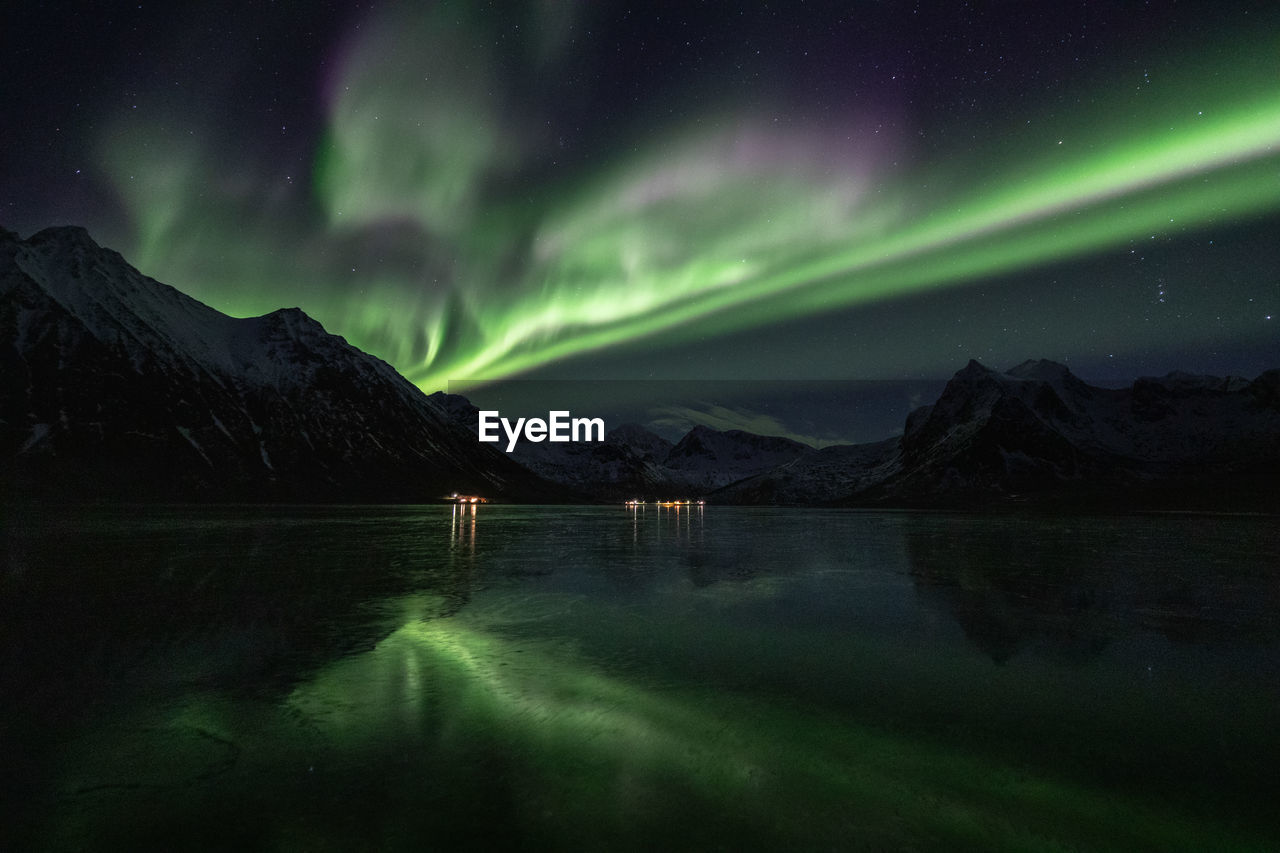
[2,504,1278,851]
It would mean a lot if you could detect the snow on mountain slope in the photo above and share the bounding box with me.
[12,227,416,397]
[710,359,1280,507]
[662,425,811,490]
[506,422,674,498]
[886,359,1280,504]
[14,224,1268,507]
[1,226,558,501]
[711,437,901,504]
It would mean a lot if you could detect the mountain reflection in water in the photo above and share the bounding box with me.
[2,505,1276,851]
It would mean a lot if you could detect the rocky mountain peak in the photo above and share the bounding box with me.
[27,225,100,249]
[1,223,562,501]
[1006,359,1072,381]
[955,359,996,379]
[602,423,672,460]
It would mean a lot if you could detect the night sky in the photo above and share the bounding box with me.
[4,1,1279,410]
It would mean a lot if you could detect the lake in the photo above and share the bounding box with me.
[2,504,1278,851]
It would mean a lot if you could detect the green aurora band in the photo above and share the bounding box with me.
[99,13,1280,390]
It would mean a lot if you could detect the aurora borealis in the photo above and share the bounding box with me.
[4,1,1278,389]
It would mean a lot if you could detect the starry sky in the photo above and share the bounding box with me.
[3,1,1278,433]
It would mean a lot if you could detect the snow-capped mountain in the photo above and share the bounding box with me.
[424,392,676,498]
[662,426,811,491]
[716,359,1280,508]
[5,225,1275,508]
[884,358,1280,505]
[434,356,1278,508]
[500,421,808,498]
[440,405,810,499]
[709,438,901,505]
[505,422,674,499]
[0,225,559,501]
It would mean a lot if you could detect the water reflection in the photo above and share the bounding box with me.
[60,611,1245,851]
[655,500,704,546]
[449,500,478,554]
[4,506,1279,851]
[903,515,1280,664]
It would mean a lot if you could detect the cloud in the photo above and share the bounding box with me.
[646,403,847,448]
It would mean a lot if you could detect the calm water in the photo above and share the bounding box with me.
[2,504,1278,851]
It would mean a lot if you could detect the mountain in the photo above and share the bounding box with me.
[505,422,674,499]
[500,422,809,499]
[662,426,811,491]
[436,356,1278,509]
[432,409,812,499]
[5,225,1275,509]
[0,225,560,501]
[711,359,1280,508]
[710,438,901,505]
[878,359,1280,506]
[429,392,676,499]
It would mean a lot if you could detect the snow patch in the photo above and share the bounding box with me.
[176,426,214,468]
[210,414,234,441]
[19,423,51,453]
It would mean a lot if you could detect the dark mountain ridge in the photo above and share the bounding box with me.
[502,419,809,500]
[4,225,1276,509]
[1,226,560,502]
[714,358,1280,509]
